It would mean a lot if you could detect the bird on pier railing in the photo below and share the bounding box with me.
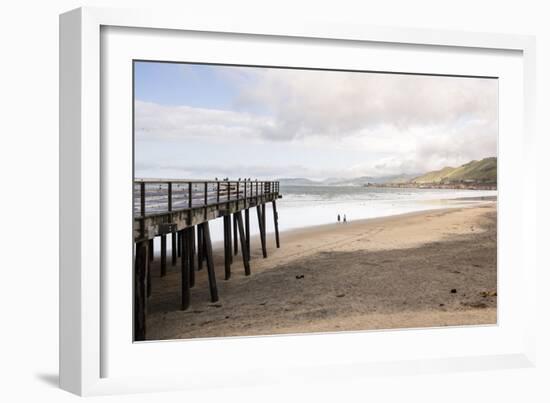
[238,177,241,181]
[215,177,218,181]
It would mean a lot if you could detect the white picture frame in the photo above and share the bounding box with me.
[59,6,537,396]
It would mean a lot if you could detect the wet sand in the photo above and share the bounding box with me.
[145,203,497,340]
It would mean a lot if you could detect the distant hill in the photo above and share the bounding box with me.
[277,158,496,188]
[411,157,497,185]
[323,176,378,186]
[277,177,319,186]
[278,174,419,186]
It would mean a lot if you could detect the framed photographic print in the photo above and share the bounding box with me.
[60,7,536,396]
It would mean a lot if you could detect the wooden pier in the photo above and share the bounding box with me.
[133,179,281,341]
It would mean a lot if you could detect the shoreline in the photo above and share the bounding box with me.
[364,184,497,191]
[214,199,496,249]
[152,197,496,254]
[145,203,497,340]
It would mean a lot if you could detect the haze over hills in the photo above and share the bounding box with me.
[277,157,497,188]
[277,174,419,186]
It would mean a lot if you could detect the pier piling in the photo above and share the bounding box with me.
[134,240,148,341]
[245,208,250,260]
[223,215,232,280]
[197,225,204,271]
[172,231,177,265]
[160,234,167,277]
[191,226,196,268]
[148,238,154,262]
[201,222,219,302]
[177,231,182,257]
[233,214,239,255]
[273,200,280,248]
[188,227,195,288]
[180,229,191,311]
[235,211,251,275]
[257,205,267,258]
[228,215,233,264]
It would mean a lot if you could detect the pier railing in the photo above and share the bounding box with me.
[134,179,280,217]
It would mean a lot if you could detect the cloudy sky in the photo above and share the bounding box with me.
[134,62,498,180]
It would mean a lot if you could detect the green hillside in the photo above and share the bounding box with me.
[411,157,497,184]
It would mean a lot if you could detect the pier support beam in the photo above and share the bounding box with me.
[147,238,153,297]
[257,205,267,258]
[262,203,267,241]
[233,214,239,255]
[201,222,219,302]
[180,229,191,310]
[191,226,196,269]
[223,215,232,280]
[245,208,250,260]
[134,240,148,341]
[228,214,233,264]
[272,200,280,248]
[160,234,167,277]
[172,231,177,265]
[148,238,154,262]
[197,225,203,271]
[187,227,195,288]
[235,211,251,275]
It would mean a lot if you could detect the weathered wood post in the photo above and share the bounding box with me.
[223,215,231,280]
[256,205,267,258]
[262,202,267,238]
[197,224,203,271]
[167,182,176,266]
[171,231,177,265]
[160,234,167,276]
[140,182,146,217]
[228,212,233,264]
[233,214,239,255]
[148,238,154,262]
[177,230,182,257]
[167,181,172,211]
[201,222,219,302]
[187,227,195,288]
[147,239,152,298]
[134,240,148,341]
[245,208,250,260]
[272,200,280,248]
[180,229,191,311]
[191,226,196,265]
[235,182,240,256]
[203,182,208,219]
[235,211,251,275]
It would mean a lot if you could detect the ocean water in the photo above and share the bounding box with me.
[273,184,497,233]
[152,185,497,252]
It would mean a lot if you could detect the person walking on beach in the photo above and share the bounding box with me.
[343,214,347,223]
[337,214,341,223]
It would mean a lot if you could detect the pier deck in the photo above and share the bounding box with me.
[134,179,280,241]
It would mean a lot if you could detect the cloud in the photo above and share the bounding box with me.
[135,66,497,178]
[135,100,275,143]
[233,68,497,141]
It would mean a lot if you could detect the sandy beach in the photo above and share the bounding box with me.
[145,203,497,340]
